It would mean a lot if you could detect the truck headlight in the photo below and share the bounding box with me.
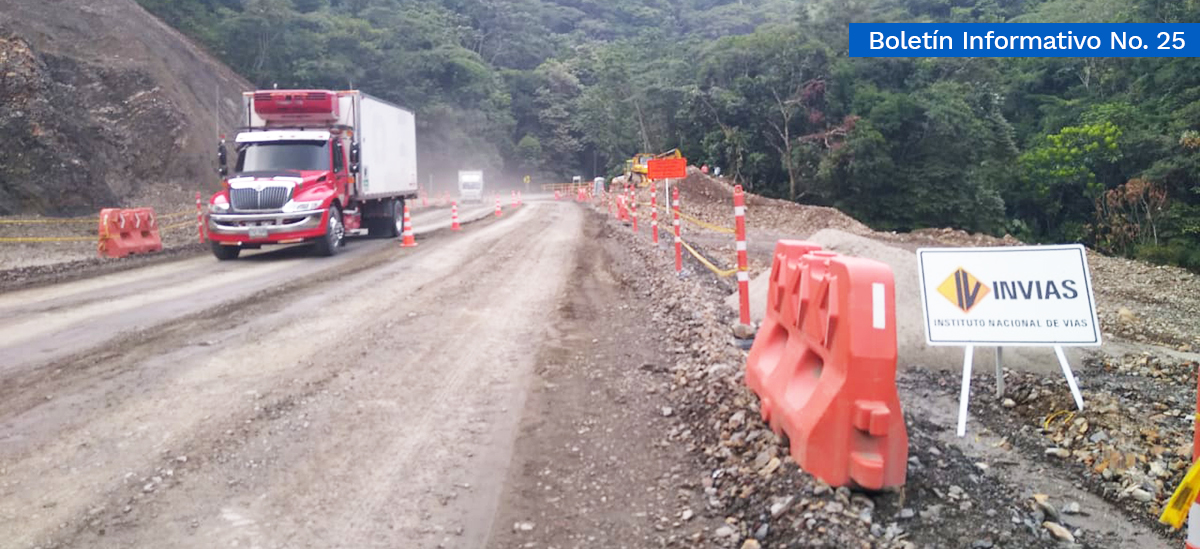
[209,201,230,214]
[283,200,323,213]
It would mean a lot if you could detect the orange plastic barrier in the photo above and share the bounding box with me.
[746,240,908,490]
[98,208,163,258]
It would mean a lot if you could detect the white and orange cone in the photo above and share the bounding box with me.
[495,197,503,217]
[400,204,418,247]
[451,201,461,231]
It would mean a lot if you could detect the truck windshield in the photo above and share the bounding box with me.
[237,141,330,173]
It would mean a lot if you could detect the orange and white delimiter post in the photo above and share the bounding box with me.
[650,185,659,245]
[733,185,750,326]
[673,187,682,273]
[451,201,461,231]
[631,194,638,234]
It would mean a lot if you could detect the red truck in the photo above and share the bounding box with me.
[207,89,419,259]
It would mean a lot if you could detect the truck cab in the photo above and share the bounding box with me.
[208,130,354,258]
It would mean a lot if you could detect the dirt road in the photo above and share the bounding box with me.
[0,200,581,548]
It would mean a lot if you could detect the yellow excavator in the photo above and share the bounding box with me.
[624,149,682,187]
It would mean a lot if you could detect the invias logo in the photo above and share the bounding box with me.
[937,268,990,313]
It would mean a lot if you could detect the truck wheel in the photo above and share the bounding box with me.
[210,242,241,261]
[367,199,400,238]
[314,205,344,257]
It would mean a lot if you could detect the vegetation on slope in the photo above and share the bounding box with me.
[137,0,1200,268]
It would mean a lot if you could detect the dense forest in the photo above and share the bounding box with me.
[137,0,1200,269]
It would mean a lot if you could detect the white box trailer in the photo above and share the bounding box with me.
[241,90,418,199]
[353,93,418,199]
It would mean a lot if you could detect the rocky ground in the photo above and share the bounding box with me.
[582,204,1135,548]
[592,172,1197,548]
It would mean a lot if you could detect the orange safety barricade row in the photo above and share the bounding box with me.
[98,208,163,258]
[746,240,908,490]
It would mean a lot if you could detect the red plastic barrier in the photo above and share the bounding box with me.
[745,241,908,490]
[98,208,163,258]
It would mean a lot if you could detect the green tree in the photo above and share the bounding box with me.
[1016,122,1123,239]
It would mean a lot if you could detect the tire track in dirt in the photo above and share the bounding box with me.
[1,202,567,548]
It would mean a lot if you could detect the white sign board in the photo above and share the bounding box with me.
[917,245,1101,347]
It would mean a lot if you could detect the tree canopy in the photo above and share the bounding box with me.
[138,0,1200,270]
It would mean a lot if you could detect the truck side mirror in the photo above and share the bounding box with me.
[349,143,360,173]
[217,141,229,177]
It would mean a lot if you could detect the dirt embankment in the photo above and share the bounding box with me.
[676,167,1200,355]
[0,0,251,216]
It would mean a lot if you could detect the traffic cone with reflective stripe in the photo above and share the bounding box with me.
[451,201,461,231]
[495,197,503,217]
[400,204,417,247]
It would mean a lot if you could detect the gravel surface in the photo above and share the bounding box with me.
[583,206,1130,548]
[584,195,1178,547]
[0,202,556,548]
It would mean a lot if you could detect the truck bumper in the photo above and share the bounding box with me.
[208,209,328,244]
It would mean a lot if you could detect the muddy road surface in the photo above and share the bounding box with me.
[0,200,583,548]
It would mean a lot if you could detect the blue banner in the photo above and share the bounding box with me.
[849,23,1200,57]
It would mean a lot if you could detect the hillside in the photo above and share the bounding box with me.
[130,0,1200,273]
[0,0,250,215]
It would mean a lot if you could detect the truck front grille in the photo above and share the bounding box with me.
[231,186,292,211]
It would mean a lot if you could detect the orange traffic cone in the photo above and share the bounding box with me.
[554,190,561,200]
[451,201,461,231]
[400,204,417,247]
[495,198,503,217]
